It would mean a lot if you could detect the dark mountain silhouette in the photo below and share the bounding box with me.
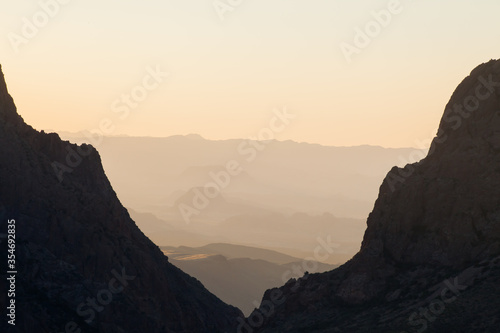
[0,65,241,332]
[248,59,500,332]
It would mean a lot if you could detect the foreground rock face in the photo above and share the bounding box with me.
[249,59,500,332]
[0,65,241,333]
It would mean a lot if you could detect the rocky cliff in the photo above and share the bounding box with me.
[249,59,500,333]
[0,65,242,333]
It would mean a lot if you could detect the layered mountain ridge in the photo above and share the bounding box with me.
[249,59,500,332]
[0,65,241,332]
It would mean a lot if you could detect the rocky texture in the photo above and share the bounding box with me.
[0,65,242,333]
[249,59,500,332]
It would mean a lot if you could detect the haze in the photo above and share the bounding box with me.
[2,0,500,147]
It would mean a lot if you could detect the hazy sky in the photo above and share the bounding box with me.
[1,0,499,147]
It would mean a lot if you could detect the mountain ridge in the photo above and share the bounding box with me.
[249,59,500,333]
[60,131,420,151]
[0,65,242,332]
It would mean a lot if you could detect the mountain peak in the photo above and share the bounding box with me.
[0,65,13,116]
[428,59,500,158]
[0,65,28,131]
[185,133,205,140]
[0,65,241,332]
[0,64,6,94]
[363,58,500,270]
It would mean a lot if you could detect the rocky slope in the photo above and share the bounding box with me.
[0,65,242,332]
[248,59,500,332]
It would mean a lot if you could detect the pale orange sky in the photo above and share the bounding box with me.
[1,0,500,147]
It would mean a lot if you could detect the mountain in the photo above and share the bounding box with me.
[162,245,336,316]
[0,65,241,332]
[215,213,365,264]
[127,208,227,247]
[189,243,308,265]
[247,59,500,332]
[59,126,418,270]
[130,208,365,265]
[59,131,419,220]
[169,188,277,223]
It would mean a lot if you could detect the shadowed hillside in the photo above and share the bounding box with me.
[248,59,500,333]
[0,65,241,333]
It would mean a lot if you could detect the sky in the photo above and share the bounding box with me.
[1,0,500,148]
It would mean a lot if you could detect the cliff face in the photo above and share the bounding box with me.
[250,60,500,333]
[362,59,500,269]
[0,65,242,333]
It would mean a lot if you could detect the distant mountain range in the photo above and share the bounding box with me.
[59,133,421,268]
[59,131,421,220]
[162,243,337,315]
[128,207,365,265]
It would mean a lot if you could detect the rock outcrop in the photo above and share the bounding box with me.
[249,59,500,333]
[0,65,242,333]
